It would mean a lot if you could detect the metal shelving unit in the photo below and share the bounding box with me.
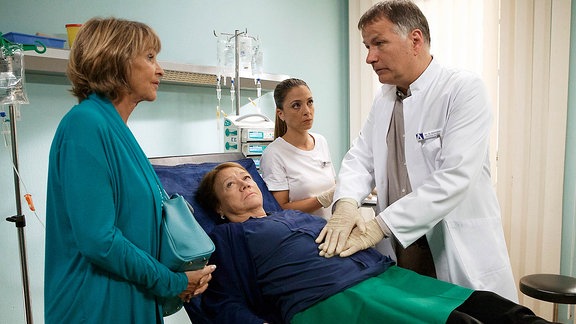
[23,48,288,90]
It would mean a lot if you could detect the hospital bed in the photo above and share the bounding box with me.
[150,152,282,323]
[151,153,547,324]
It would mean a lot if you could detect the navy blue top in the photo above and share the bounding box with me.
[202,210,394,323]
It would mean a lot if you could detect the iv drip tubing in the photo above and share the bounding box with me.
[234,30,241,115]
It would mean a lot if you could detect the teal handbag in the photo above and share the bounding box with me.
[159,191,215,316]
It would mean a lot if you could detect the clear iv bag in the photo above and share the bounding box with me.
[216,32,263,81]
[216,33,235,80]
[251,37,263,79]
[0,49,29,105]
[237,35,252,75]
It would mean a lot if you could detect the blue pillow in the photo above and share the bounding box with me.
[153,158,282,235]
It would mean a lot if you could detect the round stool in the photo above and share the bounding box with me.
[519,273,576,322]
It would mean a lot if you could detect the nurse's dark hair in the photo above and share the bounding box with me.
[196,162,246,222]
[67,17,161,102]
[358,0,431,46]
[273,78,310,139]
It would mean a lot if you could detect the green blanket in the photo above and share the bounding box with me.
[292,266,474,324]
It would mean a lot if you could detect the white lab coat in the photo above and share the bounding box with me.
[336,59,518,301]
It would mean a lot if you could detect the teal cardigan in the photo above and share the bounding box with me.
[45,94,187,323]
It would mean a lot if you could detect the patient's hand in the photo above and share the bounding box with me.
[339,219,385,257]
[315,198,365,257]
[179,264,217,303]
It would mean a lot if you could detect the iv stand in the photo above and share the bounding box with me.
[5,103,33,324]
[215,29,258,116]
[233,29,242,115]
[1,36,44,324]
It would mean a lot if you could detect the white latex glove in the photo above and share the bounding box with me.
[339,218,385,257]
[315,198,365,257]
[316,186,336,208]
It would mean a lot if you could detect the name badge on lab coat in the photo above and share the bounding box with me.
[416,129,441,142]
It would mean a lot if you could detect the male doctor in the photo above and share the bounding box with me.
[316,0,518,302]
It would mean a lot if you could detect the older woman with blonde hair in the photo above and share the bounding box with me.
[45,17,215,323]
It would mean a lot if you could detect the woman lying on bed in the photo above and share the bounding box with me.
[196,162,550,324]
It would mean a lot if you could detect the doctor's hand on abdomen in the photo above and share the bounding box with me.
[339,219,385,257]
[315,198,365,257]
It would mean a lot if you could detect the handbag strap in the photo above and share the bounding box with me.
[156,181,170,203]
[147,165,170,203]
[158,186,170,203]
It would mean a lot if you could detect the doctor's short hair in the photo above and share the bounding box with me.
[358,0,431,47]
[273,78,310,139]
[67,17,162,102]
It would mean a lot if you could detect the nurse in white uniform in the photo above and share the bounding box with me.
[260,78,336,220]
[316,0,518,302]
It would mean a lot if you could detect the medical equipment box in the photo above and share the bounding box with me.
[242,142,270,156]
[3,32,66,49]
[224,114,274,169]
